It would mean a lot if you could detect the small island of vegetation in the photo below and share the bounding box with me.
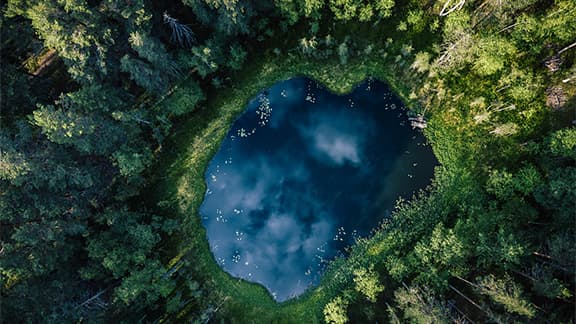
[1,0,574,323]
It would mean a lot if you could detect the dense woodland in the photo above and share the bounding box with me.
[1,0,575,322]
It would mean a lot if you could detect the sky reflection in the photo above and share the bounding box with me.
[199,78,437,301]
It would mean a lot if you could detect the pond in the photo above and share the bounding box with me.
[199,78,437,301]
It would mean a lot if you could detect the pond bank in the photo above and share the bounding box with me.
[152,47,432,322]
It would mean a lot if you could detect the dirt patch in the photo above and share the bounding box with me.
[546,86,568,110]
[544,55,562,73]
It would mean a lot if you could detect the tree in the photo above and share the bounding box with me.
[121,56,170,94]
[114,260,175,305]
[329,0,365,21]
[163,12,196,47]
[23,0,115,84]
[472,35,517,76]
[274,0,324,23]
[529,264,572,300]
[128,32,180,77]
[486,165,542,199]
[83,210,159,279]
[475,274,536,318]
[181,0,255,35]
[433,11,474,72]
[534,167,576,224]
[497,67,542,103]
[394,285,451,324]
[374,0,394,19]
[406,9,427,33]
[353,265,384,302]
[414,223,467,284]
[0,63,36,119]
[0,138,31,183]
[546,128,576,159]
[81,209,178,309]
[120,31,180,94]
[31,104,124,155]
[0,121,108,321]
[411,52,432,73]
[323,296,349,324]
[543,233,576,271]
[112,147,153,178]
[474,226,528,268]
[181,40,222,77]
[328,0,393,21]
[227,43,248,70]
[156,80,205,116]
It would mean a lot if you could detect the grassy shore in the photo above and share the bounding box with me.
[151,41,427,321]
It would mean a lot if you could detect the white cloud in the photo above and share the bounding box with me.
[295,108,376,167]
[312,130,361,165]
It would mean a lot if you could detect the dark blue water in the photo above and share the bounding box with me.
[199,78,437,301]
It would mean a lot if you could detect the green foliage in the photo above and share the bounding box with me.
[476,275,536,318]
[498,67,542,103]
[486,166,543,200]
[185,42,221,77]
[228,44,248,70]
[181,0,255,35]
[328,0,394,21]
[546,233,576,269]
[406,9,426,33]
[31,104,93,143]
[129,32,179,79]
[530,264,573,300]
[472,36,517,76]
[0,62,35,118]
[112,148,152,177]
[547,127,576,159]
[410,52,431,73]
[337,41,349,65]
[31,104,124,155]
[514,165,543,195]
[85,215,159,279]
[534,167,576,222]
[114,260,175,305]
[0,140,31,182]
[540,1,576,44]
[159,81,205,116]
[24,0,115,83]
[274,0,324,23]
[323,296,349,324]
[414,223,466,278]
[352,265,384,302]
[2,0,575,322]
[121,55,170,94]
[374,0,394,18]
[394,285,450,324]
[329,0,361,21]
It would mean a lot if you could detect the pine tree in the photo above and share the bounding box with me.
[475,274,536,318]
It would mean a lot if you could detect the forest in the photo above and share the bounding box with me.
[1,0,575,322]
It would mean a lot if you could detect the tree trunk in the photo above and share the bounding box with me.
[449,284,489,316]
[558,42,576,55]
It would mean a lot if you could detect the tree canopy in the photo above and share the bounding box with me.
[1,0,574,322]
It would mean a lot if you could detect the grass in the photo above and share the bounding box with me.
[151,20,436,322]
[145,6,576,322]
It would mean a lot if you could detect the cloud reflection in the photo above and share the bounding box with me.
[299,108,376,166]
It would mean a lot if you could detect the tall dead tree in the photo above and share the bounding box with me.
[163,12,196,48]
[440,0,466,16]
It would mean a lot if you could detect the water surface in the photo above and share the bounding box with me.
[199,78,436,301]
